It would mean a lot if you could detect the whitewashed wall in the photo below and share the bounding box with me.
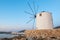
[36,12,53,29]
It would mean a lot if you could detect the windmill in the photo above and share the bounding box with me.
[24,1,53,29]
[24,1,39,29]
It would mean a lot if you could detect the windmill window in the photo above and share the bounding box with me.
[39,14,42,16]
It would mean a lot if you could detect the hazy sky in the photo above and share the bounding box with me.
[0,0,60,31]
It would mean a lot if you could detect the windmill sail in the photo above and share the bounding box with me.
[25,1,39,29]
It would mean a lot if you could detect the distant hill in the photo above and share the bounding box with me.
[0,32,11,34]
[19,30,26,32]
[54,26,60,29]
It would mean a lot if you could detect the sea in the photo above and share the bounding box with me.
[0,34,18,38]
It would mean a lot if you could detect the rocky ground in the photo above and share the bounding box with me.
[0,29,60,40]
[25,29,60,40]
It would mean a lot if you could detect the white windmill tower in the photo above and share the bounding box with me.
[25,1,53,29]
[36,11,53,29]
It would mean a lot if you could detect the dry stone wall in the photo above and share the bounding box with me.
[25,29,60,40]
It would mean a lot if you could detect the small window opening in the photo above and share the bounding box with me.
[40,14,42,16]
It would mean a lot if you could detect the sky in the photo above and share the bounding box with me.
[0,0,60,31]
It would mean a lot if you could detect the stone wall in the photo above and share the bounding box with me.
[0,29,60,40]
[25,29,60,40]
